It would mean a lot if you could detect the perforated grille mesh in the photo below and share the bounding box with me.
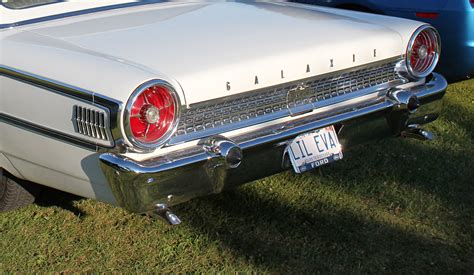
[175,59,402,137]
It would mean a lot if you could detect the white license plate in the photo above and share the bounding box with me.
[287,125,343,173]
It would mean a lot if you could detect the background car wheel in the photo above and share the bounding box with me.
[0,169,40,212]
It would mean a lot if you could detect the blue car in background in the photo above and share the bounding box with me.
[293,0,474,81]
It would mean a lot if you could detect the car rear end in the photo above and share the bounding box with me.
[99,24,447,217]
[0,2,448,222]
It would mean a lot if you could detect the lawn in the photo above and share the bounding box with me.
[1,79,473,273]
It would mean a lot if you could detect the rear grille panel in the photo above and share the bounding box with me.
[73,105,109,141]
[171,58,404,144]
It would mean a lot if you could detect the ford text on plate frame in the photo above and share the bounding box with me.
[288,126,343,173]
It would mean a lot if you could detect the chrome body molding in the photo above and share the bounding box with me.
[0,1,164,29]
[0,66,95,103]
[0,113,97,151]
[99,73,447,214]
[0,65,120,149]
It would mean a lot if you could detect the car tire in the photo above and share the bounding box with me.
[0,169,40,212]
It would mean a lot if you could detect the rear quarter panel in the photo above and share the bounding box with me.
[0,28,171,202]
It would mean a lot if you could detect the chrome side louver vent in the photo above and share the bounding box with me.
[73,105,109,141]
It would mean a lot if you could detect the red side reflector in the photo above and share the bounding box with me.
[416,12,439,19]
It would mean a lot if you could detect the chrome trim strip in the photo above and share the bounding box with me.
[0,66,94,102]
[0,65,121,147]
[0,113,97,151]
[0,1,165,29]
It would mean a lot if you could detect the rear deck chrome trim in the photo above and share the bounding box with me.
[169,57,406,146]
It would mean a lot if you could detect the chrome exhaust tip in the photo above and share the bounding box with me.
[152,204,182,225]
[401,125,434,141]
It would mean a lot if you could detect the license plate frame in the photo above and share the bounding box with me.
[287,125,343,173]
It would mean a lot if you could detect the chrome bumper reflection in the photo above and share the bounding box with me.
[99,73,447,213]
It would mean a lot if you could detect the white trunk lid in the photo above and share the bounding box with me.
[30,2,407,105]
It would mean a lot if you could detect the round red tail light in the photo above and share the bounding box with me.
[124,80,180,149]
[406,25,440,78]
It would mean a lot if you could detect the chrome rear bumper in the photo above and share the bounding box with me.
[99,73,447,214]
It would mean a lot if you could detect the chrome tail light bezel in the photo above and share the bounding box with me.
[123,80,181,150]
[406,25,441,79]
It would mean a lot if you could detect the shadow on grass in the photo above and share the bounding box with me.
[178,191,467,273]
[35,186,87,218]
[176,136,472,272]
[175,100,473,272]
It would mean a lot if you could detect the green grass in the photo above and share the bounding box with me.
[1,79,473,273]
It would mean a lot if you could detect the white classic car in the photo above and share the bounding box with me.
[0,1,446,224]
